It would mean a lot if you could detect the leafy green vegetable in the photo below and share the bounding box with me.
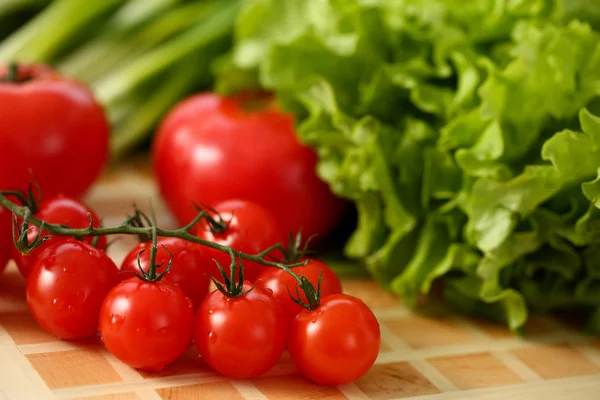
[221,0,600,332]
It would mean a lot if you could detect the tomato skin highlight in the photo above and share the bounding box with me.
[255,259,342,321]
[26,240,119,340]
[0,64,109,198]
[194,283,287,379]
[195,199,284,282]
[287,294,380,385]
[152,92,345,244]
[119,237,210,309]
[12,195,106,278]
[0,207,12,274]
[99,277,194,371]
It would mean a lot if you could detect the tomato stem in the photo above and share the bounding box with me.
[1,63,36,84]
[0,192,307,272]
[210,248,252,297]
[133,226,173,282]
[11,209,49,255]
[1,191,323,303]
[1,63,18,82]
[193,202,231,234]
[282,232,318,264]
[287,271,323,311]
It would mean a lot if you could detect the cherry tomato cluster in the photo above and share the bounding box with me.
[0,194,381,386]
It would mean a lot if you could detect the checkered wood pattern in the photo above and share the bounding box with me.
[1,164,599,400]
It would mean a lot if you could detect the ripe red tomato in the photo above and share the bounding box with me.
[12,195,106,278]
[152,91,345,244]
[255,259,342,321]
[119,237,210,308]
[0,64,109,198]
[0,207,12,274]
[287,294,380,385]
[99,277,194,371]
[194,283,287,379]
[195,199,284,282]
[26,240,119,340]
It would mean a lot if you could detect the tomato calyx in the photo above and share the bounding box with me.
[281,232,317,264]
[123,204,155,242]
[131,226,174,283]
[194,202,231,234]
[288,271,323,311]
[3,180,42,214]
[211,248,253,298]
[11,209,49,255]
[0,63,37,84]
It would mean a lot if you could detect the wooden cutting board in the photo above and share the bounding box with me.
[1,162,599,400]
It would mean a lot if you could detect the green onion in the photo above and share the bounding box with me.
[110,61,201,159]
[93,0,240,106]
[0,0,121,62]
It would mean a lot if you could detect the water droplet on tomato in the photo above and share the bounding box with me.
[110,314,125,329]
[208,331,218,343]
[208,308,214,314]
[159,286,171,296]
[311,318,318,323]
[62,264,76,274]
[264,288,273,295]
[52,298,58,305]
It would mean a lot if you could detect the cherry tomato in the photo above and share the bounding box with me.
[255,259,342,321]
[153,91,345,245]
[0,207,12,274]
[99,277,194,371]
[0,64,109,197]
[12,195,106,278]
[288,294,380,385]
[26,240,119,340]
[194,283,287,379]
[119,237,210,308]
[195,199,284,282]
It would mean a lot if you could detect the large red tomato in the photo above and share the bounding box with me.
[0,64,109,198]
[152,92,345,244]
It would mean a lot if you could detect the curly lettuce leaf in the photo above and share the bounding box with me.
[223,0,600,333]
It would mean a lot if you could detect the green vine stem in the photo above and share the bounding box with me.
[0,192,306,272]
[0,192,324,307]
[1,63,18,82]
[210,248,252,298]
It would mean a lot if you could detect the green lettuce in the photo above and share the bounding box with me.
[219,0,600,333]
